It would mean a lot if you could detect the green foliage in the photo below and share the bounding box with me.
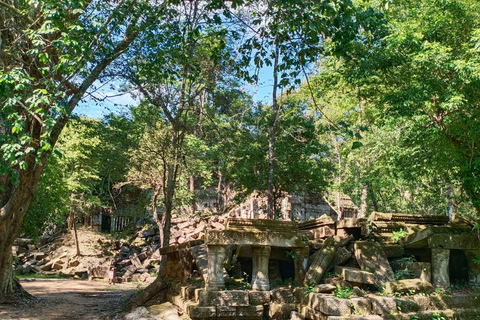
[391,228,409,243]
[432,312,447,320]
[396,256,417,263]
[333,285,354,299]
[303,281,317,296]
[394,269,415,280]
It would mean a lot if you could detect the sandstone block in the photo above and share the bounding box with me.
[369,296,397,315]
[335,266,375,285]
[270,288,294,303]
[351,297,372,315]
[216,306,236,318]
[269,302,297,320]
[384,278,434,295]
[249,290,271,305]
[198,290,249,307]
[354,241,395,286]
[309,293,351,316]
[188,306,216,319]
[236,305,263,318]
[314,284,336,293]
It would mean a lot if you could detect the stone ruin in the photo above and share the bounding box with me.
[152,213,480,320]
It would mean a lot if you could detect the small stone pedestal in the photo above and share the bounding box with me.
[206,245,226,290]
[432,248,450,289]
[251,246,271,291]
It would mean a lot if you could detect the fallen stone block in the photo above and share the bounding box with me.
[269,302,297,320]
[335,266,375,285]
[333,247,352,266]
[314,284,336,293]
[290,311,305,320]
[304,237,336,286]
[309,293,351,316]
[369,296,397,315]
[351,297,372,315]
[384,278,434,295]
[354,241,395,286]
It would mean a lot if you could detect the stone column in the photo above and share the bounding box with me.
[251,246,271,291]
[432,248,450,289]
[206,245,226,290]
[294,246,309,287]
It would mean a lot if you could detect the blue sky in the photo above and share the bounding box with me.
[74,65,276,119]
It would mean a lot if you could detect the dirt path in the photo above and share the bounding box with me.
[0,279,145,320]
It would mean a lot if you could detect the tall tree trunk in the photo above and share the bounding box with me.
[359,183,368,218]
[267,41,280,220]
[0,163,43,302]
[72,210,81,257]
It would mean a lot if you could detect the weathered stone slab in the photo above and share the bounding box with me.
[298,215,335,229]
[336,218,367,229]
[314,284,336,293]
[333,247,352,266]
[309,293,351,316]
[335,266,375,285]
[428,234,480,250]
[206,230,303,248]
[226,218,298,232]
[248,290,270,305]
[198,290,249,307]
[370,212,449,225]
[395,298,421,313]
[236,305,264,318]
[300,305,326,320]
[216,306,236,318]
[390,261,431,283]
[188,306,216,319]
[384,278,434,295]
[190,244,209,281]
[270,288,294,303]
[269,303,297,319]
[431,248,450,289]
[304,238,336,285]
[351,297,372,315]
[354,241,395,285]
[369,296,397,315]
[380,244,405,258]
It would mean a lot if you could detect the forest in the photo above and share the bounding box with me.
[0,0,479,305]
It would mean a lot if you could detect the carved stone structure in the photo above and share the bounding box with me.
[205,218,308,291]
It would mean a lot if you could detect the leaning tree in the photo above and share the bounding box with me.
[0,0,162,302]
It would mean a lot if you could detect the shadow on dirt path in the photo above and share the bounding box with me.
[0,279,145,320]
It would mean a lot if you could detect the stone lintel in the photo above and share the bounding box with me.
[335,218,367,229]
[205,230,303,248]
[370,212,449,225]
[428,233,480,250]
[298,215,335,230]
[226,218,298,232]
[159,239,204,255]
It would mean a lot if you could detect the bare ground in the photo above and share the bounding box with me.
[0,279,146,320]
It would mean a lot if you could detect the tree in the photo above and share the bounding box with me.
[337,0,480,216]
[0,0,159,301]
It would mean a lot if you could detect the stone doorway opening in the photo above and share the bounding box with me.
[449,249,469,285]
